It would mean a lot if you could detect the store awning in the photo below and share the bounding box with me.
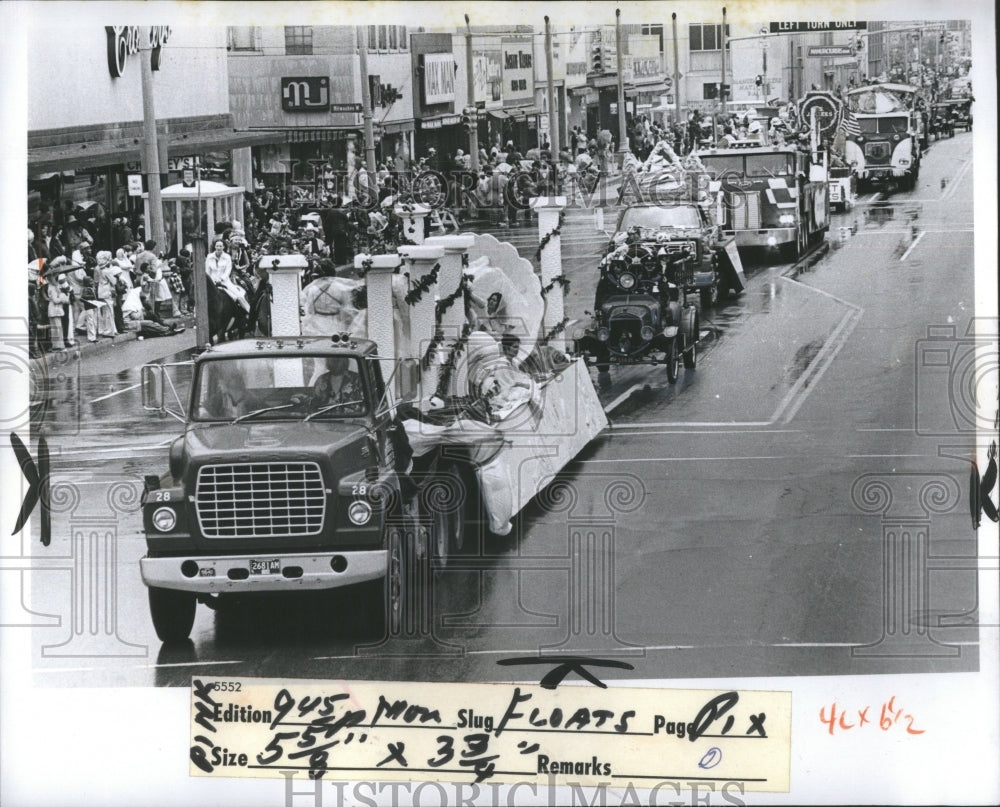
[487,109,510,120]
[626,82,669,98]
[506,106,541,120]
[28,128,285,176]
[587,74,620,89]
[382,120,414,135]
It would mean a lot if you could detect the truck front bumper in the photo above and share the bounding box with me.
[140,550,386,593]
[726,228,796,248]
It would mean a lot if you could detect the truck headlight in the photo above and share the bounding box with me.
[640,325,655,341]
[618,272,637,290]
[152,507,177,532]
[597,327,610,342]
[779,214,795,225]
[348,500,373,526]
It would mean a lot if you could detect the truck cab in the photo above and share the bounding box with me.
[140,335,416,642]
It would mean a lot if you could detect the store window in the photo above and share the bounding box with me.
[689,23,730,52]
[284,26,314,56]
[228,26,261,52]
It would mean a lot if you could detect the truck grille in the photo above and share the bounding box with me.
[864,141,891,163]
[195,462,326,538]
[728,192,760,229]
[660,240,698,255]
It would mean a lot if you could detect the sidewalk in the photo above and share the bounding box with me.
[30,311,199,378]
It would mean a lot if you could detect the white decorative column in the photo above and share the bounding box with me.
[355,253,402,366]
[260,254,307,337]
[395,202,432,246]
[397,245,444,406]
[530,195,567,354]
[425,234,474,401]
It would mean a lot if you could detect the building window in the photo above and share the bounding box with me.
[689,23,730,52]
[641,23,664,52]
[702,82,719,100]
[228,26,261,52]
[367,25,408,52]
[284,26,313,56]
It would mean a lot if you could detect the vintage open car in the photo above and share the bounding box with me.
[578,231,700,384]
[928,103,956,140]
[946,98,973,131]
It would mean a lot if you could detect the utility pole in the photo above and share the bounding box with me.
[615,8,628,168]
[357,27,377,179]
[465,15,479,174]
[719,7,727,118]
[193,162,209,348]
[139,27,165,252]
[544,16,560,167]
[671,13,681,125]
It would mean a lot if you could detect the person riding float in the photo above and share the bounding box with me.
[205,238,251,314]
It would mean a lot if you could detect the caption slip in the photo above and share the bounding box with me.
[190,678,791,791]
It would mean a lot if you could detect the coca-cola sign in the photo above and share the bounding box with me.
[106,26,171,78]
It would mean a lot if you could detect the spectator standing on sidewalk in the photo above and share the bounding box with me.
[46,274,73,351]
[94,251,119,338]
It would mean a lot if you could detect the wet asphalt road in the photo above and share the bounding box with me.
[22,132,981,687]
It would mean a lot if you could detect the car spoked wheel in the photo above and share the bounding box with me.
[666,336,681,383]
[683,336,697,370]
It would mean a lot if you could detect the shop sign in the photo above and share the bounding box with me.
[106,26,171,78]
[126,174,143,197]
[473,49,503,106]
[421,114,462,130]
[502,38,534,105]
[422,53,455,105]
[281,77,331,112]
[628,35,662,81]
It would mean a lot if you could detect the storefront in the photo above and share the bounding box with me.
[473,42,504,153]
[28,27,274,252]
[501,37,539,151]
[411,34,460,162]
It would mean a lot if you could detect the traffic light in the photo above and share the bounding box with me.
[461,106,478,132]
[591,42,604,74]
[755,75,763,86]
[855,36,864,52]
[720,83,731,99]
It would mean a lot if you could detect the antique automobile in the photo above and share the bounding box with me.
[605,202,746,308]
[928,103,956,140]
[578,227,700,384]
[947,98,973,132]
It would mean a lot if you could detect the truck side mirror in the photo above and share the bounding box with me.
[141,364,165,412]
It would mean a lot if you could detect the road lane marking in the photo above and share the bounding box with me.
[899,230,925,261]
[609,429,803,436]
[846,453,928,458]
[89,382,141,403]
[604,383,644,413]
[941,155,973,201]
[580,455,792,464]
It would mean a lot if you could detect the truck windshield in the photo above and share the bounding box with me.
[744,154,794,177]
[193,355,367,421]
[619,205,702,230]
[699,155,744,178]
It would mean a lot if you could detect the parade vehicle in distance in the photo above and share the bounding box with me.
[138,236,606,643]
[928,102,957,140]
[578,225,701,383]
[697,141,830,261]
[827,163,857,213]
[843,83,924,192]
[945,98,973,131]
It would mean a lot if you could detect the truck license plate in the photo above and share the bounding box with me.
[249,558,280,575]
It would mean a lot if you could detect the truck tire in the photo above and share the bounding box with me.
[148,586,196,643]
[665,336,680,383]
[427,462,466,570]
[368,526,411,638]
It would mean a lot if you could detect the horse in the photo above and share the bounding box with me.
[207,265,273,344]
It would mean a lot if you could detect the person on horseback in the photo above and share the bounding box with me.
[205,239,250,313]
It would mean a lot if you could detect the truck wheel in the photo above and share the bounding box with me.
[427,463,466,569]
[148,586,196,643]
[665,337,680,384]
[369,527,411,637]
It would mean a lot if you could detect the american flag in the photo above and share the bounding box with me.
[839,109,861,139]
